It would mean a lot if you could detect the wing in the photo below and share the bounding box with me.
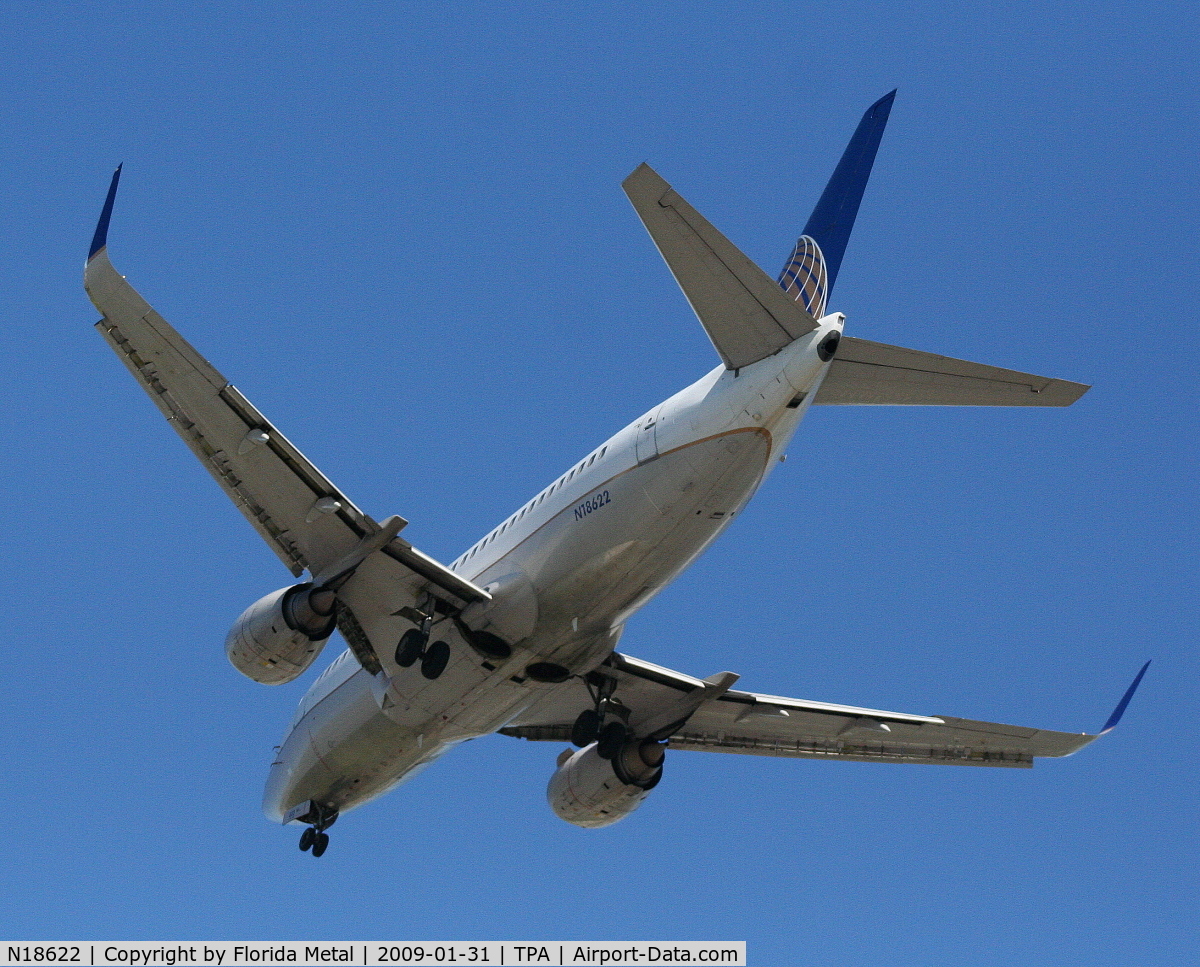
[814,336,1089,406]
[84,168,489,630]
[623,163,819,371]
[503,652,1147,768]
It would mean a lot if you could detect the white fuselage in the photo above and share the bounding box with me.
[262,314,844,823]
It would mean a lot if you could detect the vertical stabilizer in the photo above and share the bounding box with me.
[793,90,895,299]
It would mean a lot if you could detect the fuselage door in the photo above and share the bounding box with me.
[635,404,664,465]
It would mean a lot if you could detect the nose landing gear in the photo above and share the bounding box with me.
[296,803,338,858]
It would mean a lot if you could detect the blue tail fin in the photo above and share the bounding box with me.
[793,90,895,299]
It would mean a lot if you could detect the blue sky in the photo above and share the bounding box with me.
[1,2,1197,963]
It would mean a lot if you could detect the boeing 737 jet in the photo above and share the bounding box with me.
[85,92,1146,856]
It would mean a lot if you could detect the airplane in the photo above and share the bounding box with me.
[85,92,1148,857]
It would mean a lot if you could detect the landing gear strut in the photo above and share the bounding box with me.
[297,803,338,858]
[393,614,451,680]
[572,673,630,759]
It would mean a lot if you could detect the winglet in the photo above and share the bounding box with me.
[800,90,895,298]
[1100,660,1151,734]
[88,164,123,261]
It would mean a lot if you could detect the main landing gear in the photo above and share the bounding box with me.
[297,804,338,858]
[394,615,451,680]
[572,674,631,760]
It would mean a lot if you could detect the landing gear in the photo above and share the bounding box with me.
[596,720,628,760]
[296,802,338,858]
[571,708,600,747]
[395,628,425,667]
[574,671,631,757]
[393,614,452,681]
[421,640,451,680]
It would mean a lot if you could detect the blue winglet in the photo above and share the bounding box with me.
[800,90,895,299]
[1100,660,1151,734]
[88,164,123,261]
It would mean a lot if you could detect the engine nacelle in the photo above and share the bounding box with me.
[547,739,664,828]
[226,584,338,685]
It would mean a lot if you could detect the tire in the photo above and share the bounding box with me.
[395,629,426,668]
[571,709,601,748]
[299,827,315,852]
[421,640,451,680]
[311,832,329,857]
[596,720,628,760]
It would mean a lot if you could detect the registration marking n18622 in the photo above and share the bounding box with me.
[574,490,610,521]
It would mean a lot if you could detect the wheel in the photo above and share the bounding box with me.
[571,709,601,748]
[421,640,451,680]
[596,720,628,760]
[311,832,329,857]
[299,827,316,852]
[395,628,426,667]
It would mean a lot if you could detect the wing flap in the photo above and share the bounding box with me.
[814,336,1090,406]
[671,697,1094,768]
[502,651,1097,768]
[623,163,819,370]
[84,184,489,611]
[90,250,375,577]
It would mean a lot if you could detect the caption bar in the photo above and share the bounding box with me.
[0,944,746,967]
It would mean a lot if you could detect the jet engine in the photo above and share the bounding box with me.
[226,584,338,685]
[547,738,664,828]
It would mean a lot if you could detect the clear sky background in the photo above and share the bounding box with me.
[1,2,1196,963]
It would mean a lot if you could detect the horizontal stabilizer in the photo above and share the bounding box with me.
[623,163,819,370]
[814,336,1089,406]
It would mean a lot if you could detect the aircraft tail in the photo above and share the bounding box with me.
[784,90,896,302]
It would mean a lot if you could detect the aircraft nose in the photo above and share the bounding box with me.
[262,757,291,824]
